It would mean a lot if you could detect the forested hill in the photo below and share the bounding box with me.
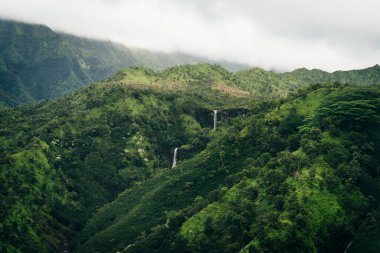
[0,63,379,252]
[74,82,380,253]
[283,64,380,87]
[100,63,380,101]
[234,64,380,97]
[0,64,264,252]
[0,19,247,106]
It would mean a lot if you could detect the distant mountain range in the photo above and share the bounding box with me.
[0,19,248,106]
[1,19,380,107]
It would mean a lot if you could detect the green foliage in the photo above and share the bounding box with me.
[73,85,380,253]
[0,139,71,252]
[1,62,379,253]
[347,207,380,253]
[314,86,380,130]
[0,63,270,252]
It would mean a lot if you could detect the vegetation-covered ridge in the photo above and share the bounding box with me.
[75,84,380,253]
[106,64,252,99]
[107,63,380,100]
[1,18,380,108]
[0,19,248,107]
[235,64,380,98]
[0,64,273,252]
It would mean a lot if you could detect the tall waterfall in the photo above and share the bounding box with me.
[172,147,179,168]
[213,110,218,129]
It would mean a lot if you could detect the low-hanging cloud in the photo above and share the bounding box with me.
[0,0,379,71]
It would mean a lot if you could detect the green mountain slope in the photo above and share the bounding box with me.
[0,63,379,252]
[282,65,380,86]
[105,63,380,102]
[0,19,247,107]
[347,207,380,253]
[2,19,380,108]
[0,64,263,252]
[235,65,380,98]
[75,85,380,253]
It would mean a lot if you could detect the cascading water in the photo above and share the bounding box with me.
[213,110,218,129]
[172,147,179,168]
[344,241,352,253]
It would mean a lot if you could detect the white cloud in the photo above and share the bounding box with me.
[0,0,379,71]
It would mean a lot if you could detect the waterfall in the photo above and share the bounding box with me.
[172,147,179,168]
[344,241,352,253]
[213,110,218,129]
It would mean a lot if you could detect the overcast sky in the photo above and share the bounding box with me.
[0,0,379,71]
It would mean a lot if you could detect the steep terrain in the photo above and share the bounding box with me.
[0,19,247,107]
[347,207,380,253]
[0,64,262,252]
[0,64,379,252]
[74,84,380,253]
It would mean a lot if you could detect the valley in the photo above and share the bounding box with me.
[0,63,379,252]
[0,17,380,253]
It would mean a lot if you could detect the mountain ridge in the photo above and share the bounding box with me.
[1,19,380,107]
[0,19,248,107]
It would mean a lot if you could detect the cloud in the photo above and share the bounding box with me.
[0,0,379,71]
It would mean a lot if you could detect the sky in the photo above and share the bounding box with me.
[0,0,379,72]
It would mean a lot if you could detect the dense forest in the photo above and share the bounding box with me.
[0,63,379,252]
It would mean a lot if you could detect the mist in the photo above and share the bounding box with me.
[0,0,379,71]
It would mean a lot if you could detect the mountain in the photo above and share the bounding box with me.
[1,18,380,108]
[0,64,259,252]
[0,63,379,252]
[0,19,248,107]
[282,64,380,87]
[234,65,380,98]
[74,82,380,253]
[106,63,380,101]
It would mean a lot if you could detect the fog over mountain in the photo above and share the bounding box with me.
[1,2,380,253]
[0,0,379,71]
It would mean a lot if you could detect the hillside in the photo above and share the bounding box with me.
[0,64,379,252]
[347,207,380,253]
[0,19,247,107]
[282,65,380,87]
[234,65,380,98]
[0,64,262,252]
[74,84,380,253]
[105,63,380,102]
